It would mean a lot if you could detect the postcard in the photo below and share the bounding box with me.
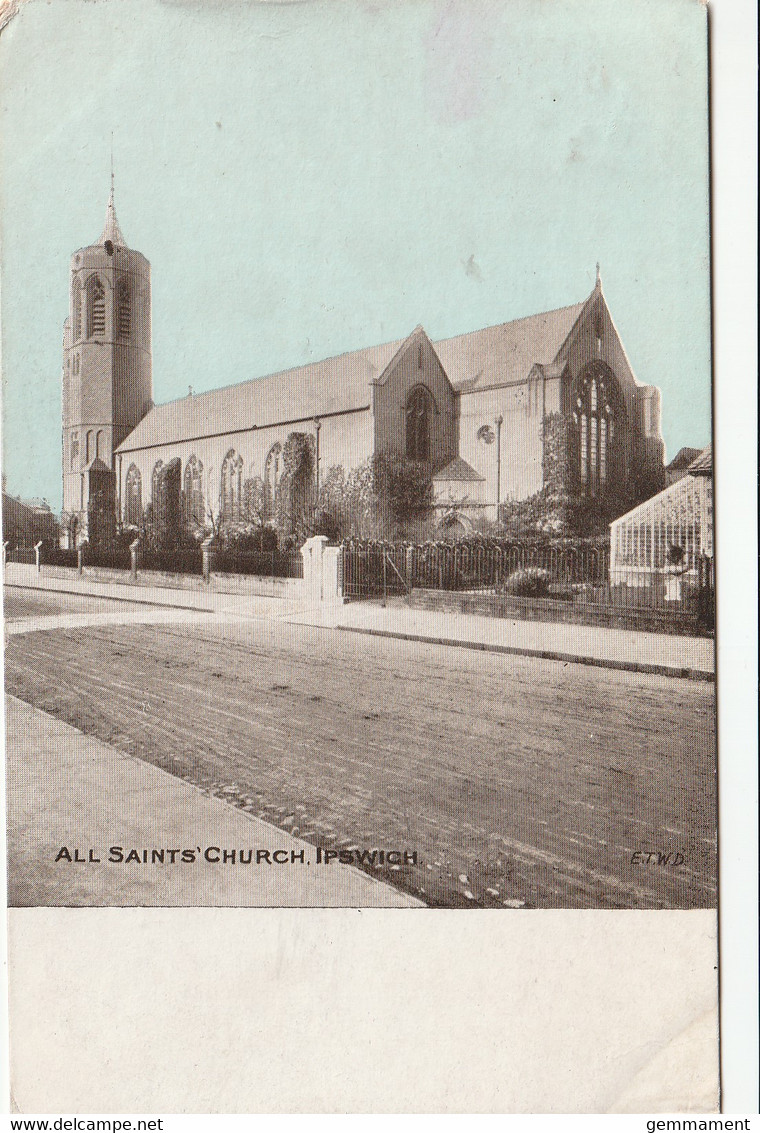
[0,0,743,1117]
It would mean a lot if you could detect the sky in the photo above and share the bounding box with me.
[0,0,711,509]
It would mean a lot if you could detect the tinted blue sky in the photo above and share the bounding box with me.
[1,0,710,508]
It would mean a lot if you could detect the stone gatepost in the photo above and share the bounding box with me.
[129,539,140,581]
[34,541,43,573]
[300,537,345,604]
[77,540,88,576]
[323,544,344,603]
[2,542,9,569]
[301,535,328,603]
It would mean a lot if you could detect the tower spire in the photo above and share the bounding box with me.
[99,139,126,247]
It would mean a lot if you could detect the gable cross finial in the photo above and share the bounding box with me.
[595,262,601,288]
[110,132,115,198]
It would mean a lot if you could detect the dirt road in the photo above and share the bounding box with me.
[5,595,717,908]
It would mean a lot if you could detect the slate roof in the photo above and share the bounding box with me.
[666,446,702,473]
[117,338,404,452]
[116,293,592,453]
[434,300,587,392]
[687,445,712,475]
[432,457,485,482]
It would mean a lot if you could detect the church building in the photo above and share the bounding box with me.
[61,192,665,546]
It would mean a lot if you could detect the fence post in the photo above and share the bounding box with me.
[405,546,414,604]
[129,539,140,581]
[201,536,216,585]
[34,541,43,573]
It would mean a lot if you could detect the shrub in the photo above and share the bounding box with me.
[220,522,279,554]
[500,567,551,597]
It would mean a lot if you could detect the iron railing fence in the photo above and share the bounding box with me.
[342,542,409,599]
[4,542,305,581]
[139,548,204,575]
[84,547,133,571]
[341,539,714,619]
[213,550,303,578]
[410,542,610,592]
[4,547,37,565]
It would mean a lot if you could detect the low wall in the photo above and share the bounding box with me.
[409,588,710,637]
[12,563,303,600]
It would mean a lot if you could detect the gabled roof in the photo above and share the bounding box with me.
[687,445,712,475]
[432,457,484,482]
[117,337,405,452]
[433,299,587,392]
[87,458,112,473]
[666,446,702,473]
[117,289,595,453]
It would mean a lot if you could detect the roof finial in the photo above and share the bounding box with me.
[595,261,602,289]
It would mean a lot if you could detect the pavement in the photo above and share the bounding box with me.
[5,695,421,907]
[4,561,714,679]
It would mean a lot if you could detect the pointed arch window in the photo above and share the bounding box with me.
[70,432,79,469]
[72,278,83,341]
[96,430,106,462]
[263,442,283,521]
[183,456,205,529]
[117,277,131,339]
[405,386,432,462]
[571,364,624,497]
[86,430,95,464]
[125,464,142,526]
[86,276,106,338]
[152,460,164,507]
[221,449,244,525]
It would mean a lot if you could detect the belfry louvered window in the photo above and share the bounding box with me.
[117,277,131,338]
[87,276,106,337]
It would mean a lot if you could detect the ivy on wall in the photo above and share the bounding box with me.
[276,432,315,542]
[314,451,431,541]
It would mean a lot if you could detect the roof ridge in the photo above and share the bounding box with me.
[434,298,587,345]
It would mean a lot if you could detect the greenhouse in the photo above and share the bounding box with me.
[609,446,712,587]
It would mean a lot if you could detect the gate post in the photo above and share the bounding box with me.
[322,545,344,604]
[405,546,414,604]
[301,535,328,603]
[129,539,140,581]
[201,536,216,585]
[77,540,87,576]
[2,541,9,569]
[34,541,43,573]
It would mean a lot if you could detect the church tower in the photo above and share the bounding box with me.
[61,186,152,545]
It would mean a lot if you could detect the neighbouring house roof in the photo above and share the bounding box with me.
[117,291,593,453]
[666,446,702,473]
[433,300,587,392]
[687,445,712,475]
[432,457,485,483]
